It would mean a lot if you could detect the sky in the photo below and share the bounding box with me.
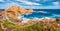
[0,0,60,9]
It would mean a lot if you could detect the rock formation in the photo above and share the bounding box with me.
[5,6,19,19]
[27,19,33,24]
[5,6,33,19]
[42,18,49,22]
[0,11,6,20]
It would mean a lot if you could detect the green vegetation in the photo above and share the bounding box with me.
[0,19,60,31]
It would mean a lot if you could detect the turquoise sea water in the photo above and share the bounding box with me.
[18,9,60,22]
[20,9,60,18]
[0,9,60,22]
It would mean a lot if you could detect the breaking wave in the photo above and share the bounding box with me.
[18,9,60,22]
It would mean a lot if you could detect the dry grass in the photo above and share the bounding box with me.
[0,18,60,31]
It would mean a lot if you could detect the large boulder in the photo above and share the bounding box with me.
[5,6,19,19]
[5,6,33,19]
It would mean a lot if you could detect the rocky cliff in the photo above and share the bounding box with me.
[5,6,33,19]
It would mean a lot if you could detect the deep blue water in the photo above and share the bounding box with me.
[20,9,60,19]
[0,9,60,19]
[0,9,60,22]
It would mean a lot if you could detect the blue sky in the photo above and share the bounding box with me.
[0,0,60,9]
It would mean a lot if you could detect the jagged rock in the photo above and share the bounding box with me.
[19,8,33,14]
[5,6,19,19]
[56,18,60,21]
[27,19,33,24]
[0,11,6,20]
[24,8,33,14]
[33,20,39,23]
[49,18,56,21]
[42,18,49,22]
[5,6,33,19]
[16,18,23,22]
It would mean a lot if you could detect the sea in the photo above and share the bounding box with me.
[0,9,60,22]
[18,9,60,22]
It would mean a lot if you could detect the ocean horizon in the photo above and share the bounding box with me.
[0,9,60,19]
[12,9,60,22]
[19,9,60,18]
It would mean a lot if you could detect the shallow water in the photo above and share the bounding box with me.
[20,9,60,18]
[18,9,60,22]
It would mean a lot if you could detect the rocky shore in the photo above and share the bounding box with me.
[0,18,60,31]
[0,6,60,31]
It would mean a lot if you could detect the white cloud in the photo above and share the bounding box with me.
[18,5,60,9]
[0,4,60,9]
[35,0,41,1]
[0,2,21,9]
[44,0,52,1]
[16,0,41,5]
[0,0,4,2]
[0,0,60,9]
[53,2,60,6]
[34,0,41,2]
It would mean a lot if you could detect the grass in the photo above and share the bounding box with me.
[0,19,60,31]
